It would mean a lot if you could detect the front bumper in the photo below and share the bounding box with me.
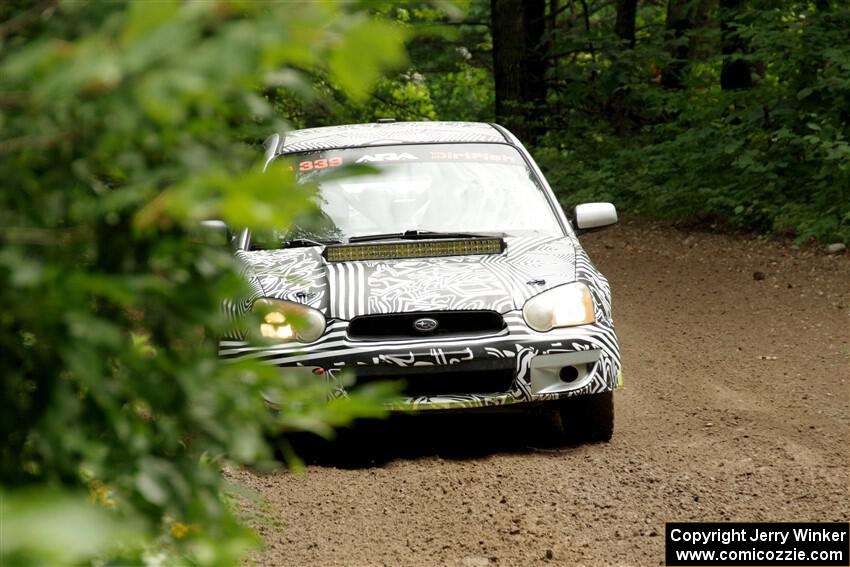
[219,311,621,411]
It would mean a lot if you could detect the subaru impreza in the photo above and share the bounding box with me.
[219,121,621,441]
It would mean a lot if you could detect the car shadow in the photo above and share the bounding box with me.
[277,409,586,469]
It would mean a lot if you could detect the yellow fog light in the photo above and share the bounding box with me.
[260,310,294,340]
[252,299,326,343]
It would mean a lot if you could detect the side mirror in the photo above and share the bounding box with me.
[196,219,231,246]
[572,202,618,233]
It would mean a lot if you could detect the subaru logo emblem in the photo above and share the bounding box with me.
[413,317,439,332]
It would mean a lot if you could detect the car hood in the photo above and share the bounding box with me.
[238,235,577,319]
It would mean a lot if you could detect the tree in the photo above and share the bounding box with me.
[491,0,548,142]
[661,0,713,89]
[661,0,694,89]
[719,0,753,90]
[615,0,638,48]
[0,2,405,564]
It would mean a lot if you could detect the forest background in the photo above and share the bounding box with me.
[284,0,850,245]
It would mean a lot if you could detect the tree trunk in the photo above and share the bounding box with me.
[720,0,752,90]
[549,0,559,32]
[491,0,547,143]
[659,0,714,89]
[615,0,637,48]
[662,0,692,89]
[609,0,638,133]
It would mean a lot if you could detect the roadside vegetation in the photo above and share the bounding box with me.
[0,2,405,564]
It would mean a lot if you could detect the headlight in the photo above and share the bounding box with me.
[522,282,595,332]
[252,299,326,343]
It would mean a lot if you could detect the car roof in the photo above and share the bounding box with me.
[271,121,511,155]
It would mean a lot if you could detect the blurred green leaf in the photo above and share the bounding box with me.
[0,489,146,565]
[329,18,408,100]
[0,1,406,565]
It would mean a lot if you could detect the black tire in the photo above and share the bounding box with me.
[557,390,614,443]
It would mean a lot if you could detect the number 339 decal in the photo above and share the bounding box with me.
[299,157,343,171]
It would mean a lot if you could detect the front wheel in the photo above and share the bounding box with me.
[556,390,614,443]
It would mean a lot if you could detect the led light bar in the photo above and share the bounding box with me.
[324,238,505,262]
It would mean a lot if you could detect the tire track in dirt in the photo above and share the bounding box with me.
[228,220,849,567]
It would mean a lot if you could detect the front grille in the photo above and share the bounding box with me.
[348,310,505,341]
[353,362,516,398]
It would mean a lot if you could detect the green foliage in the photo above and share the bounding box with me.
[0,2,405,565]
[329,18,408,101]
[271,0,491,128]
[534,1,850,244]
[272,72,438,129]
[1,489,145,565]
[343,0,849,244]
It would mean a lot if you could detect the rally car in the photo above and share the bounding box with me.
[219,120,621,442]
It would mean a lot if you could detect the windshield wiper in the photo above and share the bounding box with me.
[281,238,341,248]
[347,230,499,244]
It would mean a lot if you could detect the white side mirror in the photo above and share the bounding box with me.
[573,202,618,232]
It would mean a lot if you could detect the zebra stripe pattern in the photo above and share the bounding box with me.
[222,237,621,409]
[277,121,507,155]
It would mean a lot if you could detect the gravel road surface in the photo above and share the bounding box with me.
[228,220,849,567]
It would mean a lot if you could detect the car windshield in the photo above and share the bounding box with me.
[280,143,563,242]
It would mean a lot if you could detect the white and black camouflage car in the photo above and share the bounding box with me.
[219,120,621,442]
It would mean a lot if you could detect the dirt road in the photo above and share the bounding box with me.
[228,220,849,567]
